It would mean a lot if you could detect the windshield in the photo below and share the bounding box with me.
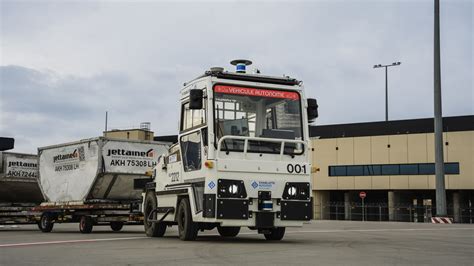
[214,85,303,154]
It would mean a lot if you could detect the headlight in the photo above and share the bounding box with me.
[287,186,297,196]
[282,182,310,200]
[217,179,247,198]
[229,184,239,194]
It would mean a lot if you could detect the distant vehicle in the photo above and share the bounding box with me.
[143,60,318,241]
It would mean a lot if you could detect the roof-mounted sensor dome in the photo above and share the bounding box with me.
[209,67,224,73]
[230,59,252,73]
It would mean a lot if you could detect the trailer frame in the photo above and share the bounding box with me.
[33,200,144,233]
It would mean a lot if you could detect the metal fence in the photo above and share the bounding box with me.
[320,202,474,223]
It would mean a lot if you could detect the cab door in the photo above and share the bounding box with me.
[179,100,208,182]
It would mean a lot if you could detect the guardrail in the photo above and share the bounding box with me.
[315,202,473,223]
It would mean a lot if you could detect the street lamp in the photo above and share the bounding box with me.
[373,62,401,121]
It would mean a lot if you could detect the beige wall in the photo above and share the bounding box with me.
[104,129,154,141]
[311,131,474,190]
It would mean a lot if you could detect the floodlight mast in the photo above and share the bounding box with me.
[434,0,447,217]
[373,62,401,121]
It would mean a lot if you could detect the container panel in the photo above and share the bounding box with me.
[39,140,99,202]
[89,174,144,200]
[0,152,43,203]
[102,140,167,174]
[1,153,39,179]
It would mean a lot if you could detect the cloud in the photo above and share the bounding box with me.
[0,0,472,153]
[0,65,180,152]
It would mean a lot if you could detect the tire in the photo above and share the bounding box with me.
[177,198,198,241]
[38,213,54,233]
[110,222,124,232]
[217,226,240,237]
[144,191,166,237]
[264,227,285,241]
[79,216,93,234]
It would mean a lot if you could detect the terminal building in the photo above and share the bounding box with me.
[310,115,473,223]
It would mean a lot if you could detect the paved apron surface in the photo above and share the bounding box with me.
[1,221,473,265]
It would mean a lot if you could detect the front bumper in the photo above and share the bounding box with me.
[203,195,313,227]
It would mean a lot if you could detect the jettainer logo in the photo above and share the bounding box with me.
[52,146,85,172]
[53,147,85,163]
[106,148,154,158]
[8,161,37,168]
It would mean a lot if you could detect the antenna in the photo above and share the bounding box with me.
[105,111,108,132]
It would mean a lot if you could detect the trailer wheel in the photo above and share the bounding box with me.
[177,198,198,241]
[110,222,124,232]
[144,191,166,237]
[38,213,54,233]
[79,216,93,234]
[264,227,285,241]
[217,226,240,237]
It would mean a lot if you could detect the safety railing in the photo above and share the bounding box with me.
[315,202,474,223]
[216,135,306,160]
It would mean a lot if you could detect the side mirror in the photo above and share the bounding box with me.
[307,98,318,122]
[189,89,203,109]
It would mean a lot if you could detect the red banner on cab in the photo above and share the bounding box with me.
[214,85,299,100]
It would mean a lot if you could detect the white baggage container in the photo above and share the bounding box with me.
[38,137,168,203]
[0,152,44,203]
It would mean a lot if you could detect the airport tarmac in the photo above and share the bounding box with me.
[0,220,472,265]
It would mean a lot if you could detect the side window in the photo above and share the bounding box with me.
[181,100,207,132]
[180,131,202,172]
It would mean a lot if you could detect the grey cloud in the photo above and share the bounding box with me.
[0,0,472,153]
[0,65,180,153]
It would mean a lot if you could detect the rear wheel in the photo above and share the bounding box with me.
[177,198,198,241]
[144,191,166,237]
[264,227,285,241]
[79,216,93,234]
[217,226,240,237]
[38,213,54,233]
[110,222,124,232]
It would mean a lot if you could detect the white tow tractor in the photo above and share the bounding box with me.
[143,60,318,240]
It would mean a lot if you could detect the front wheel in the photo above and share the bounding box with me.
[264,227,285,241]
[217,226,240,237]
[110,222,124,232]
[177,198,198,241]
[144,191,166,237]
[38,213,54,233]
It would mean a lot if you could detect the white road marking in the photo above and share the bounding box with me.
[1,227,472,248]
[0,237,148,248]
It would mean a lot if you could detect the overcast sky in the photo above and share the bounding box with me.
[1,0,472,153]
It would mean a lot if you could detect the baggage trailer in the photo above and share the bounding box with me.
[143,60,319,241]
[34,200,143,233]
[0,152,43,225]
[36,137,168,233]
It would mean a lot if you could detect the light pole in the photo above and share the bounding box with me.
[434,0,447,217]
[373,62,401,121]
